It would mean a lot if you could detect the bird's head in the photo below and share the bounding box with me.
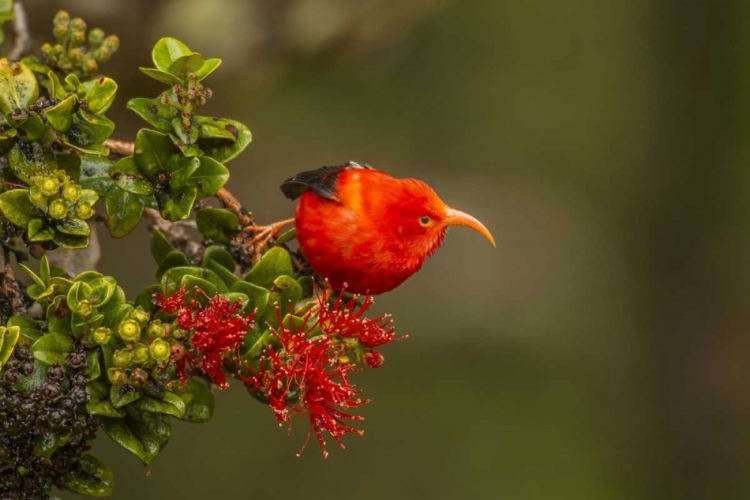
[391,178,496,258]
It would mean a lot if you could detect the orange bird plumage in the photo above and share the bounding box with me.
[281,162,495,295]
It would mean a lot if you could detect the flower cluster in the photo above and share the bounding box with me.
[154,287,255,389]
[243,288,405,457]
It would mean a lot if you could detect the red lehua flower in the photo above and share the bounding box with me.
[243,308,368,458]
[155,287,255,389]
[153,286,187,315]
[317,288,406,348]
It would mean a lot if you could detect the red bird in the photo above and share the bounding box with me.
[281,162,495,295]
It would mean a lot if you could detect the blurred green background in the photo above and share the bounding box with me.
[15,0,749,498]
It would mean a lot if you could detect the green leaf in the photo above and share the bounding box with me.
[46,297,71,336]
[105,187,145,238]
[8,315,43,343]
[189,156,229,198]
[0,326,20,366]
[62,113,115,155]
[168,155,200,189]
[244,247,294,289]
[195,58,222,81]
[79,154,115,193]
[112,156,154,195]
[80,76,118,114]
[134,129,175,178]
[0,189,34,226]
[0,59,39,115]
[89,276,117,307]
[151,37,193,73]
[65,454,115,497]
[52,232,90,249]
[277,227,296,245]
[134,284,161,312]
[66,281,93,314]
[230,280,270,317]
[163,266,228,294]
[110,384,142,408]
[126,95,175,133]
[181,275,218,297]
[31,332,75,365]
[150,228,175,264]
[45,95,77,132]
[202,245,235,271]
[172,379,214,423]
[197,118,252,163]
[139,67,183,85]
[155,250,190,281]
[87,380,125,417]
[196,208,240,245]
[57,154,82,182]
[133,393,186,419]
[101,410,170,465]
[8,141,56,184]
[167,53,204,79]
[16,112,46,141]
[195,115,238,141]
[204,259,239,289]
[45,70,67,100]
[86,350,101,380]
[56,218,91,237]
[156,185,197,221]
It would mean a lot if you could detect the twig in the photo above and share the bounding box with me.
[215,187,253,226]
[8,1,31,61]
[103,138,135,156]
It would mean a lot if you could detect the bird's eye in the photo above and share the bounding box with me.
[419,216,431,226]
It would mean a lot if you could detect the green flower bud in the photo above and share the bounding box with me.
[107,367,128,386]
[39,176,60,197]
[92,327,112,345]
[48,199,69,219]
[149,339,170,362]
[88,28,105,47]
[76,299,93,317]
[173,327,187,339]
[54,10,70,26]
[93,46,112,63]
[113,349,133,368]
[41,43,53,56]
[53,170,70,184]
[52,24,69,40]
[68,47,84,63]
[28,188,48,209]
[117,318,141,342]
[69,17,86,33]
[61,183,80,202]
[131,368,148,386]
[82,55,98,75]
[161,323,174,338]
[70,31,86,47]
[132,343,150,364]
[103,35,120,52]
[146,321,164,339]
[129,306,150,327]
[74,202,94,220]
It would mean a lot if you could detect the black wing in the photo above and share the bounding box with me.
[280,161,371,201]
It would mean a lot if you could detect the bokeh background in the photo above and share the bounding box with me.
[14,0,748,498]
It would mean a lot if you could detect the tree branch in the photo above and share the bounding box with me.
[9,1,31,61]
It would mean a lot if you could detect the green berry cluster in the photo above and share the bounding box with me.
[41,11,119,76]
[104,307,177,387]
[30,171,97,221]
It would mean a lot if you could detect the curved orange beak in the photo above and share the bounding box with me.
[445,208,496,247]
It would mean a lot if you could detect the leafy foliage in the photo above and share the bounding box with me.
[0,8,402,500]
